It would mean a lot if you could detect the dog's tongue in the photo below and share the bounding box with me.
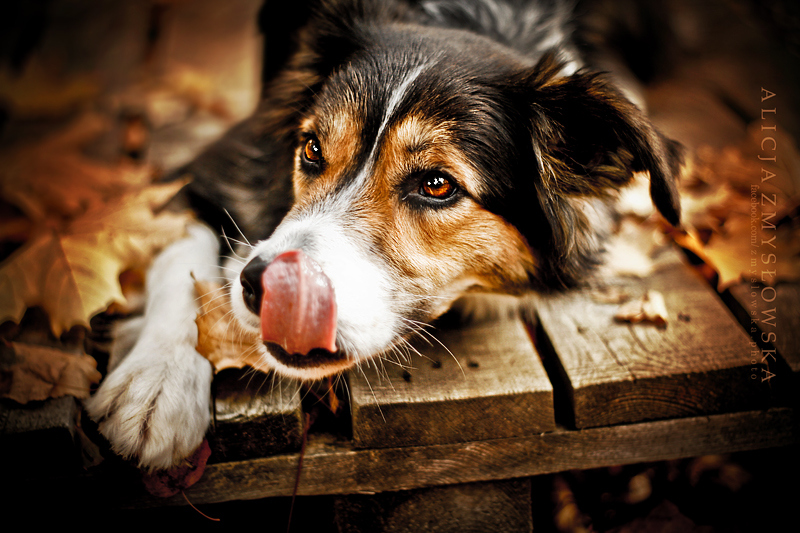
[260,250,337,355]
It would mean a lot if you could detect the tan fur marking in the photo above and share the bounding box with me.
[291,110,536,319]
[293,104,363,203]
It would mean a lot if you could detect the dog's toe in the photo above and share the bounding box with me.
[85,343,213,470]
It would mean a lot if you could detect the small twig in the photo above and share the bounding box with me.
[287,412,311,533]
[182,491,220,522]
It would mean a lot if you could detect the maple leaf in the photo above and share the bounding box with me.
[0,342,101,404]
[0,179,192,336]
[194,280,265,373]
[0,113,151,222]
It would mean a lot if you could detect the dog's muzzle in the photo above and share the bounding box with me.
[240,250,338,355]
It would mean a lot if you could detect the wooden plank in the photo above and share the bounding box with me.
[104,407,797,507]
[209,368,304,463]
[725,282,800,379]
[333,479,532,533]
[534,243,768,429]
[349,316,554,449]
[0,309,88,477]
[0,396,81,477]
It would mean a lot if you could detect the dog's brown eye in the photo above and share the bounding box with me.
[421,174,455,199]
[303,137,321,163]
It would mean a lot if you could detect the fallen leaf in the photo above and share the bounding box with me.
[142,439,212,498]
[671,214,800,291]
[614,290,669,328]
[194,280,265,373]
[553,475,590,533]
[625,471,654,504]
[0,179,192,336]
[0,342,101,404]
[0,58,99,117]
[0,113,151,222]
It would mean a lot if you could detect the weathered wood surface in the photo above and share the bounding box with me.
[101,407,796,507]
[349,316,554,449]
[0,310,90,476]
[0,396,82,477]
[534,243,767,429]
[726,282,800,379]
[334,478,533,533]
[210,368,303,463]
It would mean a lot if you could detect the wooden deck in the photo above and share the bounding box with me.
[3,239,798,530]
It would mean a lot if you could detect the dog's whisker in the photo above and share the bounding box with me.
[222,255,246,265]
[223,209,252,248]
[355,363,385,422]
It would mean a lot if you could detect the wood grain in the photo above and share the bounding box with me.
[111,407,797,507]
[210,368,304,462]
[0,396,81,477]
[534,242,766,429]
[348,316,554,449]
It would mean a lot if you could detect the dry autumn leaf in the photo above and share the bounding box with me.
[614,290,669,328]
[0,113,151,222]
[0,342,101,404]
[0,179,192,336]
[665,124,800,291]
[0,58,99,117]
[194,279,265,373]
[142,439,212,498]
[671,215,800,291]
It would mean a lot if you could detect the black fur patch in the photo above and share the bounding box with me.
[184,0,682,290]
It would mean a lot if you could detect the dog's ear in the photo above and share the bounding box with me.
[513,54,683,226]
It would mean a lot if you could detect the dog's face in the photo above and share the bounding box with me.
[229,23,681,380]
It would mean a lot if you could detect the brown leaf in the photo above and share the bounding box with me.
[672,214,800,291]
[0,58,99,117]
[614,290,669,328]
[142,439,212,498]
[194,280,265,373]
[0,180,192,336]
[0,342,101,404]
[0,113,151,222]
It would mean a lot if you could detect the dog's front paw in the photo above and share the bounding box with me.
[85,342,213,470]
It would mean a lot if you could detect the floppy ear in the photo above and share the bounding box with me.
[519,54,683,226]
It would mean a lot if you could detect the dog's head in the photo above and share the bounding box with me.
[229,11,682,380]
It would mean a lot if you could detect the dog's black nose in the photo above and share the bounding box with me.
[240,257,268,315]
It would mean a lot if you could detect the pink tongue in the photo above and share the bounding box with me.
[260,250,338,355]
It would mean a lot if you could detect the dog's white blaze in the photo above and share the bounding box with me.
[352,63,429,188]
[230,64,433,378]
[231,205,398,366]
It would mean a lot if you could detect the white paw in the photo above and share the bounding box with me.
[85,341,213,471]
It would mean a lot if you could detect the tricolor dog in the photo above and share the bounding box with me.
[86,0,682,469]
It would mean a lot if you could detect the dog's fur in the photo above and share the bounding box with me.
[85,0,682,470]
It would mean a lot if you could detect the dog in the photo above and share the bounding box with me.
[85,0,682,470]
